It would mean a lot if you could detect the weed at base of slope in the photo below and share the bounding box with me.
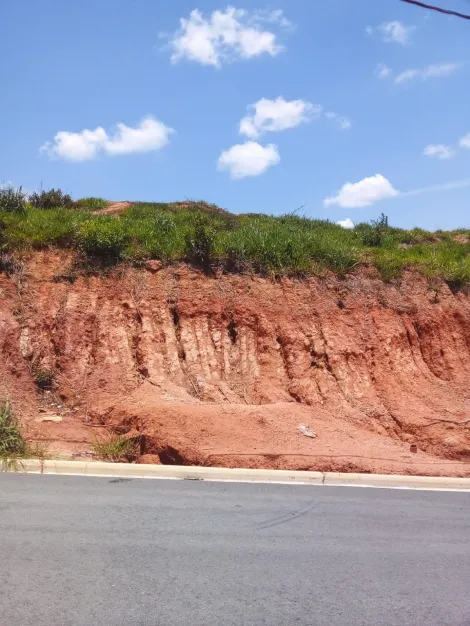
[92,434,141,463]
[0,400,27,456]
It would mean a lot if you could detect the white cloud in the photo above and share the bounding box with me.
[336,218,355,229]
[378,21,415,45]
[376,63,392,79]
[239,97,319,139]
[394,62,460,84]
[166,7,292,68]
[459,133,470,149]
[325,111,352,131]
[423,144,455,160]
[104,118,173,155]
[40,117,174,161]
[217,141,280,179]
[40,127,107,161]
[324,174,399,209]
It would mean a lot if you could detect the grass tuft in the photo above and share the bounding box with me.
[0,400,27,456]
[92,435,140,463]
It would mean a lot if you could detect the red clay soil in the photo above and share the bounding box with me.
[1,250,470,475]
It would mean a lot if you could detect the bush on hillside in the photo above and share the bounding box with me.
[29,188,74,210]
[76,218,128,259]
[356,213,390,247]
[185,218,216,272]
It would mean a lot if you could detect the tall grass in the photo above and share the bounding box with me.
[0,198,469,286]
[92,434,140,462]
[0,400,53,470]
[0,401,27,456]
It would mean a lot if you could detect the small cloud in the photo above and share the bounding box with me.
[164,7,292,68]
[376,63,392,80]
[325,112,352,131]
[239,97,320,139]
[40,117,174,161]
[459,133,470,149]
[365,25,373,36]
[217,141,280,179]
[394,62,460,84]
[336,218,355,229]
[324,174,399,209]
[378,21,415,45]
[423,144,455,160]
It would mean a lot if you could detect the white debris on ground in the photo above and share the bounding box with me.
[298,424,316,439]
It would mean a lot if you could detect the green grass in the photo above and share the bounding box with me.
[0,400,53,471]
[0,400,27,457]
[75,197,107,210]
[92,434,140,463]
[0,198,469,287]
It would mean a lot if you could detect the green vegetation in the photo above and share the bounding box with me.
[92,434,140,463]
[0,400,53,470]
[0,189,469,287]
[0,401,27,457]
[75,197,107,210]
[0,185,27,214]
[29,188,74,210]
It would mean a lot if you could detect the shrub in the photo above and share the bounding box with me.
[76,218,128,259]
[0,186,27,214]
[29,188,74,210]
[185,218,216,271]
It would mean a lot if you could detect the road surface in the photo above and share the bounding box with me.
[1,474,469,626]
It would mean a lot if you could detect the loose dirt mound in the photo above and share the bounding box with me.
[1,251,470,475]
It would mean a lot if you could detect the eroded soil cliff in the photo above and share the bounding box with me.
[1,251,469,475]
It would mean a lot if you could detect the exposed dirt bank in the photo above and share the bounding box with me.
[1,251,469,475]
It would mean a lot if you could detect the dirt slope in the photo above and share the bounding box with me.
[1,251,470,475]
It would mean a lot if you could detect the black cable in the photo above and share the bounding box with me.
[400,0,470,19]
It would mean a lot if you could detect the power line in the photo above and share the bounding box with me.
[400,0,470,19]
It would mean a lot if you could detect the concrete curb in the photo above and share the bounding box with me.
[322,472,470,490]
[8,460,470,491]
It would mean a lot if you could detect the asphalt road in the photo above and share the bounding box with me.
[1,475,469,626]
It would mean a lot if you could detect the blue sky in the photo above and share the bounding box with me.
[2,0,470,229]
